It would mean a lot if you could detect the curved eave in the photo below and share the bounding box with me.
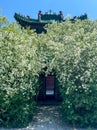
[14,13,50,25]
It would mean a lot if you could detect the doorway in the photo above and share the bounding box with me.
[38,73,62,101]
[45,75,55,97]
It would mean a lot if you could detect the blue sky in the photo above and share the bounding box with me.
[0,0,97,22]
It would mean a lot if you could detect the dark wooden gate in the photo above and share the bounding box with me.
[46,75,55,96]
[38,73,62,101]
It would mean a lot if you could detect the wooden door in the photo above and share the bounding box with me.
[46,75,55,95]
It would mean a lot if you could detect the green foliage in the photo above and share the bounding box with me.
[0,11,9,27]
[0,15,97,128]
[0,20,41,127]
[38,20,97,127]
[47,20,97,128]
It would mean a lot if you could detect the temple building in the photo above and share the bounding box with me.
[14,10,87,33]
[14,11,88,101]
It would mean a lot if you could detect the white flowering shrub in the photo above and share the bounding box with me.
[39,20,97,127]
[0,17,42,127]
[0,14,97,128]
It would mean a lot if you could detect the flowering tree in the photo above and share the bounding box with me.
[42,20,97,128]
[0,16,42,127]
[0,14,97,128]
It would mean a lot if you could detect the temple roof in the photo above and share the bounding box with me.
[14,11,63,24]
[14,11,88,33]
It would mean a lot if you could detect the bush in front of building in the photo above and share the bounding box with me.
[41,20,97,128]
[51,20,97,128]
[1,14,97,128]
[0,18,41,128]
